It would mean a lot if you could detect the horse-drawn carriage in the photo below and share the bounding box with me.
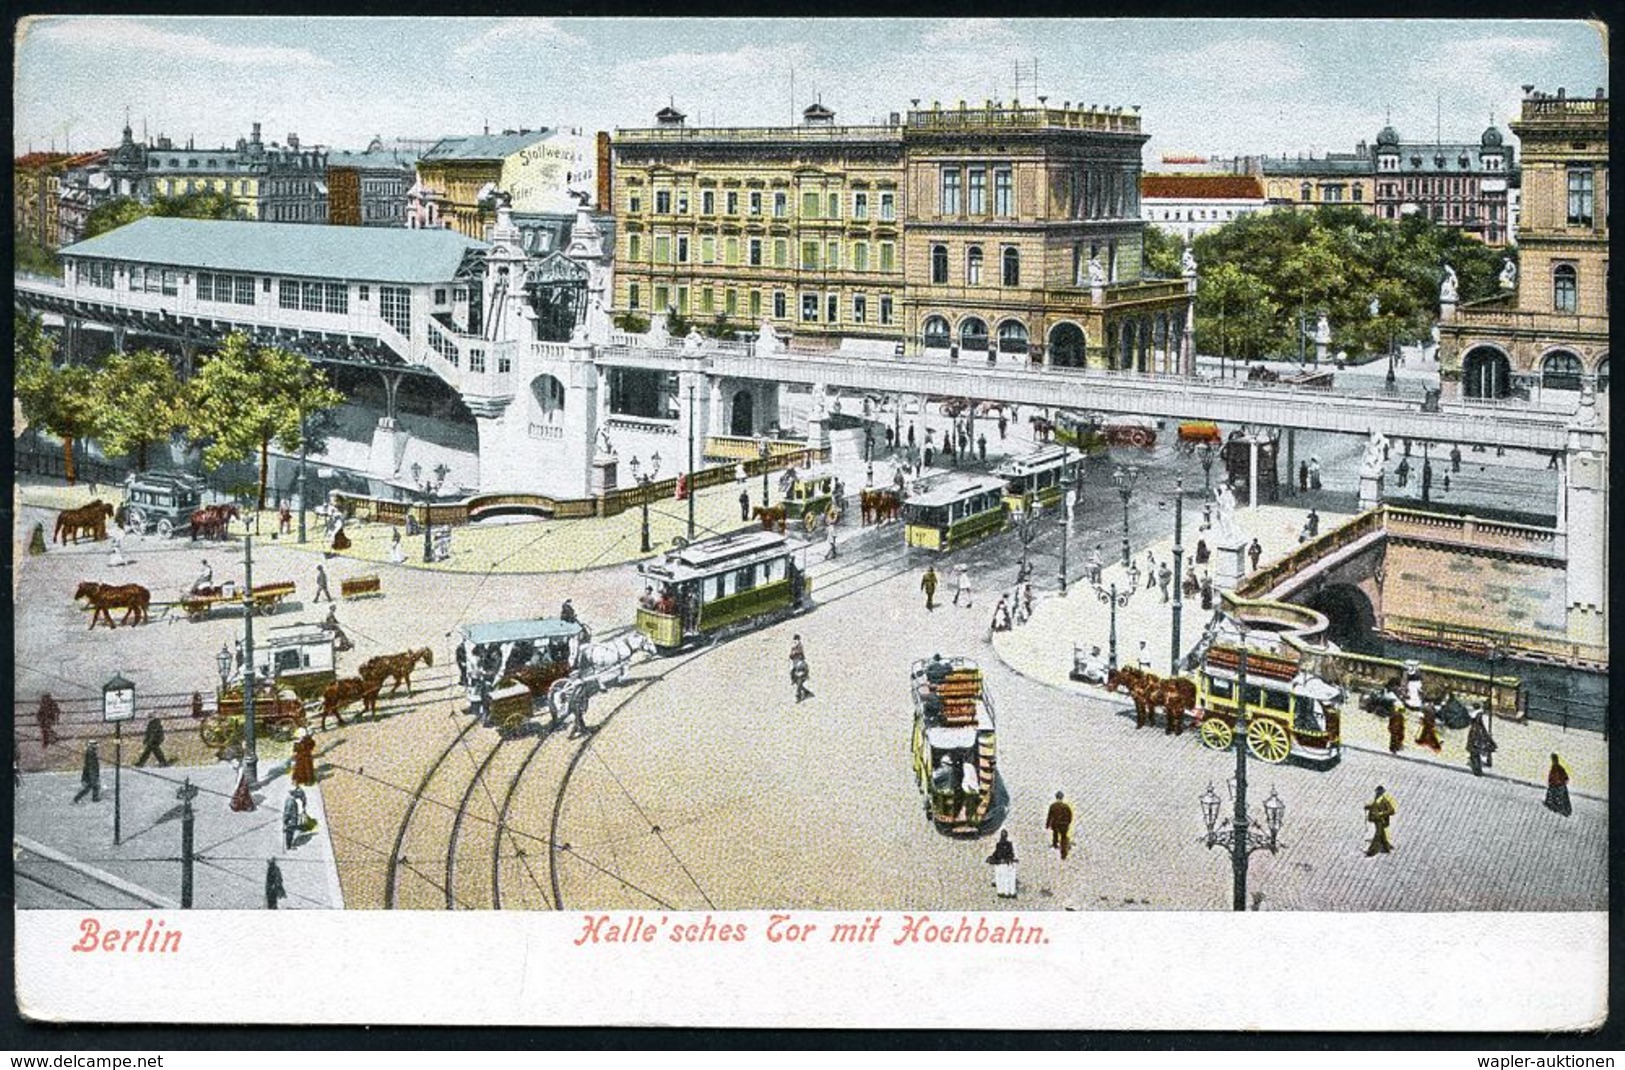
[200,625,337,750]
[458,617,653,733]
[1102,414,1158,449]
[119,471,207,540]
[177,580,297,622]
[203,682,309,750]
[754,467,840,533]
[910,655,1001,835]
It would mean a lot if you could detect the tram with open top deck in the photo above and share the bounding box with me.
[902,475,1008,552]
[635,529,811,652]
[910,655,1001,835]
[995,445,1082,517]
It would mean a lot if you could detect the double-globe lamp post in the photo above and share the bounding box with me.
[412,461,450,564]
[628,453,662,553]
[1112,463,1138,568]
[1092,571,1138,672]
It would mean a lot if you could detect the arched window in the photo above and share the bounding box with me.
[1001,246,1020,286]
[1048,322,1085,368]
[922,315,951,349]
[1541,350,1583,391]
[1598,357,1609,392]
[966,246,983,285]
[959,317,989,351]
[997,320,1029,354]
[1462,346,1511,399]
[1553,264,1578,313]
[931,245,949,284]
[1300,183,1313,202]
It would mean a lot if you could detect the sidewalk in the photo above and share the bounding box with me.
[992,503,1608,798]
[14,760,344,910]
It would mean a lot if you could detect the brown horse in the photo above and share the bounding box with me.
[75,580,152,629]
[1105,665,1155,729]
[320,676,382,729]
[1139,672,1198,735]
[55,501,114,544]
[189,503,239,541]
[752,504,788,534]
[359,648,434,696]
[858,489,901,525]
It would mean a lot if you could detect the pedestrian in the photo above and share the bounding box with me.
[72,741,101,803]
[789,635,811,703]
[559,598,578,624]
[1200,572,1214,609]
[1183,564,1200,598]
[885,426,896,450]
[191,691,206,721]
[1544,754,1572,817]
[36,693,60,750]
[291,728,317,786]
[313,563,332,603]
[735,462,747,484]
[907,424,916,449]
[1421,459,1433,498]
[990,596,1012,633]
[921,565,939,611]
[1386,705,1406,753]
[1403,437,1412,458]
[134,716,170,767]
[1467,708,1497,776]
[1157,562,1172,603]
[739,487,751,521]
[1298,460,1309,493]
[279,503,292,535]
[1247,538,1263,572]
[825,525,838,561]
[1363,785,1397,856]
[1415,703,1442,752]
[389,526,405,564]
[1144,549,1157,579]
[1195,538,1209,566]
[330,518,351,554]
[1045,791,1074,860]
[1450,445,1462,473]
[1136,640,1151,672]
[265,858,287,909]
[924,444,934,468]
[1018,580,1034,624]
[998,414,1008,440]
[282,785,307,850]
[986,829,1018,898]
[229,761,256,812]
[953,564,972,608]
[107,529,129,567]
[1382,439,1391,461]
[1395,457,1411,487]
[1441,473,1451,493]
[977,433,987,463]
[1308,456,1322,491]
[192,558,214,594]
[1087,546,1104,586]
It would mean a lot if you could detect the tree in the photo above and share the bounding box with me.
[1140,225,1183,278]
[83,197,152,239]
[16,356,101,484]
[84,190,243,239]
[94,348,190,472]
[186,334,344,510]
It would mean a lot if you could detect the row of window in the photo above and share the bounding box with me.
[278,279,349,315]
[1378,153,1502,173]
[158,178,255,198]
[628,233,899,273]
[929,244,1020,286]
[938,166,1016,216]
[1299,183,1365,203]
[1150,208,1247,222]
[626,282,896,326]
[920,316,1031,353]
[634,187,898,223]
[196,272,256,305]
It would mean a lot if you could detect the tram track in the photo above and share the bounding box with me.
[382,709,481,910]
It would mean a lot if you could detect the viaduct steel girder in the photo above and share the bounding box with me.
[595,347,1580,453]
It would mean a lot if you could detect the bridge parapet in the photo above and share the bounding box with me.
[1385,507,1564,560]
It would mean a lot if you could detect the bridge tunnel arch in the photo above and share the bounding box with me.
[1301,583,1378,652]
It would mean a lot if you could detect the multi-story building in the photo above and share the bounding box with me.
[1370,123,1515,244]
[1438,87,1608,399]
[98,121,329,224]
[1260,152,1376,212]
[328,138,428,227]
[14,151,71,251]
[1140,173,1268,241]
[409,129,596,238]
[610,100,1191,371]
[56,150,112,247]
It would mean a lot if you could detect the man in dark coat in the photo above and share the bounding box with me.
[977,434,987,463]
[313,563,333,603]
[1467,710,1497,776]
[134,717,170,767]
[265,858,287,909]
[1045,791,1074,860]
[921,565,939,611]
[1386,707,1406,753]
[789,635,811,703]
[72,741,101,803]
[1247,538,1263,572]
[739,487,751,521]
[1298,461,1309,493]
[1306,509,1320,538]
[1450,445,1462,473]
[36,693,60,749]
[282,786,306,850]
[559,599,578,624]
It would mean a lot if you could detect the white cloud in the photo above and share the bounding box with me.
[29,17,332,68]
[921,18,1020,50]
[452,18,584,58]
[612,42,812,84]
[1151,37,1307,87]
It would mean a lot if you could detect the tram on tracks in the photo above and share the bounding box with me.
[1193,641,1344,767]
[902,475,1008,552]
[635,529,811,652]
[910,655,1001,835]
[995,445,1082,517]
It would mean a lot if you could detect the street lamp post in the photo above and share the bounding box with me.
[411,461,450,564]
[686,385,696,541]
[1092,574,1137,671]
[1171,478,1184,675]
[1486,639,1508,735]
[296,411,309,544]
[1058,451,1075,595]
[1198,637,1288,911]
[628,453,662,553]
[758,436,771,508]
[239,522,259,787]
[1112,464,1139,568]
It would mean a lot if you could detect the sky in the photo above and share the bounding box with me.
[13,17,1609,161]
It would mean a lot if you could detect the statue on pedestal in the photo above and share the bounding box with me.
[682,327,706,352]
[1088,257,1106,288]
[1213,483,1240,544]
[1314,312,1332,346]
[1360,428,1389,478]
[1499,258,1518,291]
[1439,264,1459,305]
[596,427,616,459]
[1181,246,1198,277]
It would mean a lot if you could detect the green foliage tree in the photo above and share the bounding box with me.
[94,348,189,472]
[15,236,62,277]
[16,355,101,485]
[83,197,152,238]
[1140,225,1183,278]
[84,190,243,238]
[185,334,344,510]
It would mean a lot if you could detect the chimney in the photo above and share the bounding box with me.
[251,122,261,144]
[288,133,300,150]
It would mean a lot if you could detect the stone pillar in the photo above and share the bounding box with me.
[1358,469,1384,511]
[1213,539,1247,593]
[1247,438,1260,508]
[564,337,605,499]
[112,326,127,354]
[806,384,831,451]
[1563,388,1607,653]
[1182,273,1197,376]
[677,356,713,477]
[1284,429,1296,498]
[368,418,408,478]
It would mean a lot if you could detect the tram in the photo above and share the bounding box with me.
[902,475,1008,552]
[1193,641,1344,768]
[635,529,811,652]
[910,655,1000,835]
[995,445,1082,517]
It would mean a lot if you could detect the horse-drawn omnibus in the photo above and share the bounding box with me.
[1193,642,1344,767]
[120,471,206,539]
[253,624,338,704]
[458,617,584,732]
[635,529,811,652]
[995,445,1081,517]
[902,475,1008,552]
[782,466,840,531]
[910,655,1001,835]
[1049,410,1108,454]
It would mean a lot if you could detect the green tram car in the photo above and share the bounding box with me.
[910,656,1000,835]
[635,529,811,652]
[902,475,1008,552]
[995,444,1082,517]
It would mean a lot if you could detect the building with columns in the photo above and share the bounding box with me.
[1437,87,1608,400]
[609,100,1193,374]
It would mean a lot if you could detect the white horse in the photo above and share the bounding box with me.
[573,632,656,686]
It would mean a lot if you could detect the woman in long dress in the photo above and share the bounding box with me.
[291,730,317,787]
[1544,754,1572,817]
[987,829,1018,898]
